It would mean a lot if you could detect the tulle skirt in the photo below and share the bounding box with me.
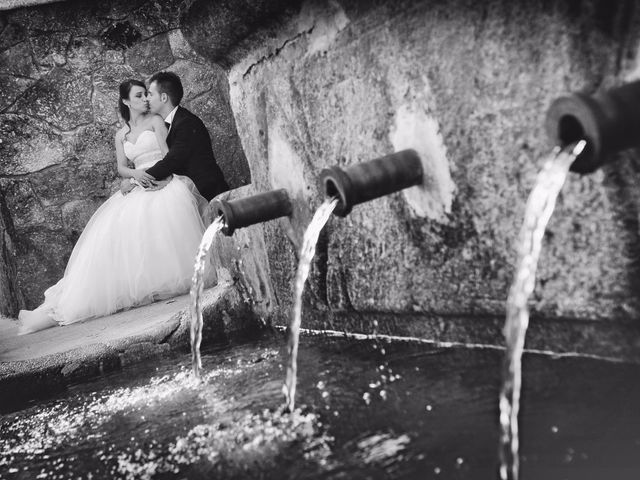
[19,177,211,330]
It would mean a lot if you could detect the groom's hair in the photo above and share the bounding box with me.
[149,71,184,106]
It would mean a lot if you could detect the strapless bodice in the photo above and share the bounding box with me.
[123,130,163,170]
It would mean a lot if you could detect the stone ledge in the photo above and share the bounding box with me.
[0,276,266,412]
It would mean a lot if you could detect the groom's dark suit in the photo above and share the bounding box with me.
[146,106,229,201]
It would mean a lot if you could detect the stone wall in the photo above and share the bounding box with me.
[0,0,250,309]
[0,188,23,316]
[2,0,640,357]
[185,0,640,355]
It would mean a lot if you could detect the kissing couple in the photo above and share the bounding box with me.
[18,71,229,334]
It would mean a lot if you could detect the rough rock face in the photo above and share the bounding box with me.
[0,0,250,309]
[0,190,24,317]
[207,0,640,353]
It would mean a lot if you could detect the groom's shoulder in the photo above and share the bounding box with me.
[178,106,202,120]
[177,106,206,127]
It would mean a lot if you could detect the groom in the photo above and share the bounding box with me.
[144,71,229,201]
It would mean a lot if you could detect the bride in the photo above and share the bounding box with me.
[18,79,211,334]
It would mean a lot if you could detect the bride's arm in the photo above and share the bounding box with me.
[151,115,169,156]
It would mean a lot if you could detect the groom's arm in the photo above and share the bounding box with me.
[145,120,196,180]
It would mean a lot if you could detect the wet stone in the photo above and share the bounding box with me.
[61,360,95,377]
[119,342,172,367]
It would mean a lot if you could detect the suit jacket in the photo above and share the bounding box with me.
[146,106,229,201]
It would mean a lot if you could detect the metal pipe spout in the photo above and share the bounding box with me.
[545,79,640,174]
[210,188,292,236]
[318,149,423,217]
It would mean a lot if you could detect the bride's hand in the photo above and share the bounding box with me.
[120,178,136,195]
[132,170,155,188]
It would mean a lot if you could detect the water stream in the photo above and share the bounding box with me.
[189,216,225,379]
[283,197,338,412]
[498,140,586,480]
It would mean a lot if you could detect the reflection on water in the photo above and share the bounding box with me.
[1,332,640,479]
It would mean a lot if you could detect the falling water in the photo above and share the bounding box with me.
[190,215,226,379]
[498,140,586,480]
[283,197,339,412]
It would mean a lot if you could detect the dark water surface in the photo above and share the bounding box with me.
[1,332,639,479]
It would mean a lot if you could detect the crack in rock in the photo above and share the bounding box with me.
[242,25,315,79]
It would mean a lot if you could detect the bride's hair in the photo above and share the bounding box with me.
[118,79,146,125]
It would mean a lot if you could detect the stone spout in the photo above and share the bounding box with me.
[545,80,640,174]
[210,189,292,236]
[318,149,424,217]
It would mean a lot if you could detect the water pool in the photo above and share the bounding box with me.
[1,332,639,479]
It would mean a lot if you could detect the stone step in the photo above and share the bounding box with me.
[0,274,264,411]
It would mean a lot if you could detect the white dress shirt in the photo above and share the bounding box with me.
[164,106,179,132]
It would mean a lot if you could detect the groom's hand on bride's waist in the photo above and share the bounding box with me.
[144,176,172,191]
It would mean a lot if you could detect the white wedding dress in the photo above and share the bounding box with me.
[18,130,211,333]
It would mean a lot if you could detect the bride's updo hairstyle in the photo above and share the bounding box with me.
[118,79,146,124]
